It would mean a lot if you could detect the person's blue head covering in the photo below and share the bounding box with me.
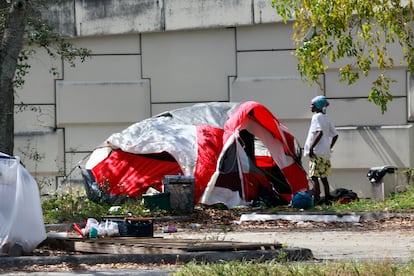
[311,96,329,110]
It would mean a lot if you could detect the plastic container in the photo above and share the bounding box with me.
[89,227,98,238]
[163,175,195,213]
[102,217,154,237]
[142,192,171,211]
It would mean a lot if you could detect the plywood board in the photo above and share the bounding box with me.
[43,237,282,255]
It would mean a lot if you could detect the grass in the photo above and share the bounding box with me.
[41,193,110,224]
[320,184,414,213]
[261,184,414,214]
[173,260,414,276]
[41,191,168,224]
[42,182,414,224]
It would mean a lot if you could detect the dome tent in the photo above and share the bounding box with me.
[84,101,309,208]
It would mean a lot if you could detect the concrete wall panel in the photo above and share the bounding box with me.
[164,0,252,30]
[56,80,150,125]
[64,152,92,177]
[14,129,64,175]
[142,29,236,102]
[237,23,294,51]
[75,0,163,36]
[329,169,372,199]
[282,119,313,147]
[151,102,199,116]
[230,76,320,120]
[64,55,142,81]
[237,51,298,77]
[326,68,407,98]
[330,168,410,199]
[326,41,407,69]
[15,50,61,104]
[68,34,141,54]
[329,98,407,126]
[38,176,61,195]
[408,72,414,121]
[14,105,55,132]
[332,125,413,169]
[64,125,130,152]
[43,0,76,37]
[48,0,286,37]
[57,174,84,194]
[253,0,284,24]
[408,124,414,166]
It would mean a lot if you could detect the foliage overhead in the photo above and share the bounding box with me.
[272,0,414,113]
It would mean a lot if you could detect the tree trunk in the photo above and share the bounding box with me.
[0,1,28,155]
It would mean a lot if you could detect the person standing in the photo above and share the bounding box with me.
[304,95,338,204]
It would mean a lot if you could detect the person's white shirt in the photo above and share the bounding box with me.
[304,112,338,159]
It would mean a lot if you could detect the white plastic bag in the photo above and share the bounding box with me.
[85,218,100,230]
[0,153,46,253]
[98,220,119,237]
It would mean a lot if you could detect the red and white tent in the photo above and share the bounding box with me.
[85,101,309,208]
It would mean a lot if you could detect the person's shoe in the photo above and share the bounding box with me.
[324,196,333,206]
[314,197,324,205]
[313,194,321,205]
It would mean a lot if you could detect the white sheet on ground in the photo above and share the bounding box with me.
[236,213,361,224]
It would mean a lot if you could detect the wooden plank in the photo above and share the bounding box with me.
[44,236,283,254]
[89,238,281,250]
[73,240,185,254]
[88,237,164,244]
[159,239,282,251]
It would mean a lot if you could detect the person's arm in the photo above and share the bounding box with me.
[330,134,338,151]
[309,131,323,157]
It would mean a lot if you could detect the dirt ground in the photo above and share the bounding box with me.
[160,223,414,262]
[156,208,414,262]
[2,209,414,273]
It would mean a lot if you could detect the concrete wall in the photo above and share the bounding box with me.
[15,0,414,198]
